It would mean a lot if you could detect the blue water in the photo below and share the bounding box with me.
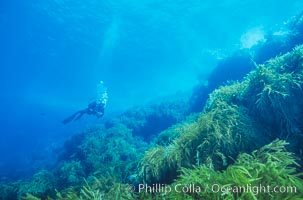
[0,0,302,179]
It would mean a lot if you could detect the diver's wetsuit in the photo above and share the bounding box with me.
[62,101,105,124]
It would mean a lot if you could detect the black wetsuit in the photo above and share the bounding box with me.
[62,101,105,124]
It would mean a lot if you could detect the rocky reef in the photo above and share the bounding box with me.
[1,11,303,200]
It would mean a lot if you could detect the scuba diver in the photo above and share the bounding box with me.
[62,81,108,124]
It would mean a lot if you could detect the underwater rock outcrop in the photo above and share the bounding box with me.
[138,100,260,184]
[253,11,303,63]
[106,96,190,141]
[190,12,303,113]
[189,51,254,113]
[138,45,303,187]
[140,140,303,200]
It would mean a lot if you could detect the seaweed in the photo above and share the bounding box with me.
[138,45,303,186]
[55,160,85,189]
[156,140,303,200]
[107,95,190,141]
[54,173,136,200]
[138,100,259,184]
[0,183,18,200]
[18,170,56,199]
[245,46,303,140]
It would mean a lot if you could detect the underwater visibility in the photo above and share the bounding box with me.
[1,0,303,199]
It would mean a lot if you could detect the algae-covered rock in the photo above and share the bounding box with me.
[18,170,56,199]
[55,160,85,188]
[0,183,18,200]
[106,96,190,141]
[138,45,303,185]
[246,46,303,139]
[156,140,303,200]
[138,100,260,184]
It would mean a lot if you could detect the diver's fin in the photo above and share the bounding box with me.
[62,111,82,124]
[74,110,86,121]
[62,115,75,124]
